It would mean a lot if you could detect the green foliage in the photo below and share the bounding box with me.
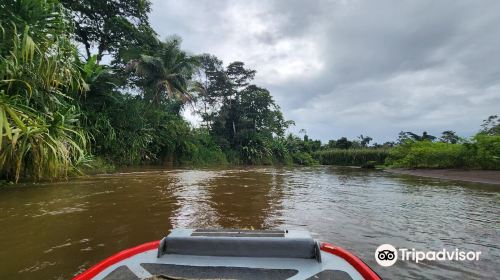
[146,104,199,165]
[280,134,320,165]
[333,137,352,149]
[479,115,500,136]
[180,130,227,166]
[314,149,389,166]
[386,136,500,170]
[195,55,293,164]
[358,134,373,147]
[0,0,89,182]
[386,141,465,168]
[386,117,499,170]
[240,134,272,165]
[61,0,154,61]
[269,138,292,165]
[325,136,374,150]
[80,89,225,167]
[439,130,460,144]
[398,131,436,143]
[85,94,155,165]
[465,135,500,169]
[0,0,68,56]
[127,37,199,103]
[291,152,317,166]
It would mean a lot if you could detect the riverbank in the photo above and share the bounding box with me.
[386,168,500,185]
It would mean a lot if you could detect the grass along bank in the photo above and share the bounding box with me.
[313,149,389,167]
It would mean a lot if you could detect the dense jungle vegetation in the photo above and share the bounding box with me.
[0,0,498,182]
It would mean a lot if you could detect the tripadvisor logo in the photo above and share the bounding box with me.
[375,244,397,267]
[375,244,481,267]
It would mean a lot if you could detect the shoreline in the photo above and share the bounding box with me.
[385,168,500,185]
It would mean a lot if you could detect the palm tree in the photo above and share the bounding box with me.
[127,37,199,103]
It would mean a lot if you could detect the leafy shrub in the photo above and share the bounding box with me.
[270,139,292,165]
[291,152,317,166]
[386,141,465,168]
[465,135,500,169]
[386,137,500,170]
[0,2,90,182]
[181,131,227,166]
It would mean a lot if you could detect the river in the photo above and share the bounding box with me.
[0,166,498,279]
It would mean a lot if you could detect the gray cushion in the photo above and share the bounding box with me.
[158,229,320,260]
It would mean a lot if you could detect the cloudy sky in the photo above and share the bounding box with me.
[149,0,500,143]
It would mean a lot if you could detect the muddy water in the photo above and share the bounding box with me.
[0,166,498,279]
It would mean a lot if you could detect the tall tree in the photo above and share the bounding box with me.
[480,115,500,135]
[226,62,256,90]
[195,56,257,133]
[193,54,228,128]
[440,130,460,144]
[335,137,352,149]
[358,134,373,147]
[195,56,291,161]
[61,0,154,62]
[238,85,289,136]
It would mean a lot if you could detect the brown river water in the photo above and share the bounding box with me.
[0,166,498,279]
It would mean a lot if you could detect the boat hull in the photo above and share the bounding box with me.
[73,229,381,280]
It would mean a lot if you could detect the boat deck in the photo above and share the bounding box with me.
[76,229,375,280]
[96,249,361,280]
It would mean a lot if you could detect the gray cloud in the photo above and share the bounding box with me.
[150,0,500,142]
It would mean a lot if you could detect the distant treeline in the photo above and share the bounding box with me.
[309,116,500,169]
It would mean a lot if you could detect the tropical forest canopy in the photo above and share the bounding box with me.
[0,0,498,182]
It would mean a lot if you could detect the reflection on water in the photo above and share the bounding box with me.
[0,166,498,279]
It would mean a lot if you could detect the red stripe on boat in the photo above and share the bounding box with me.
[320,242,381,280]
[72,240,160,280]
